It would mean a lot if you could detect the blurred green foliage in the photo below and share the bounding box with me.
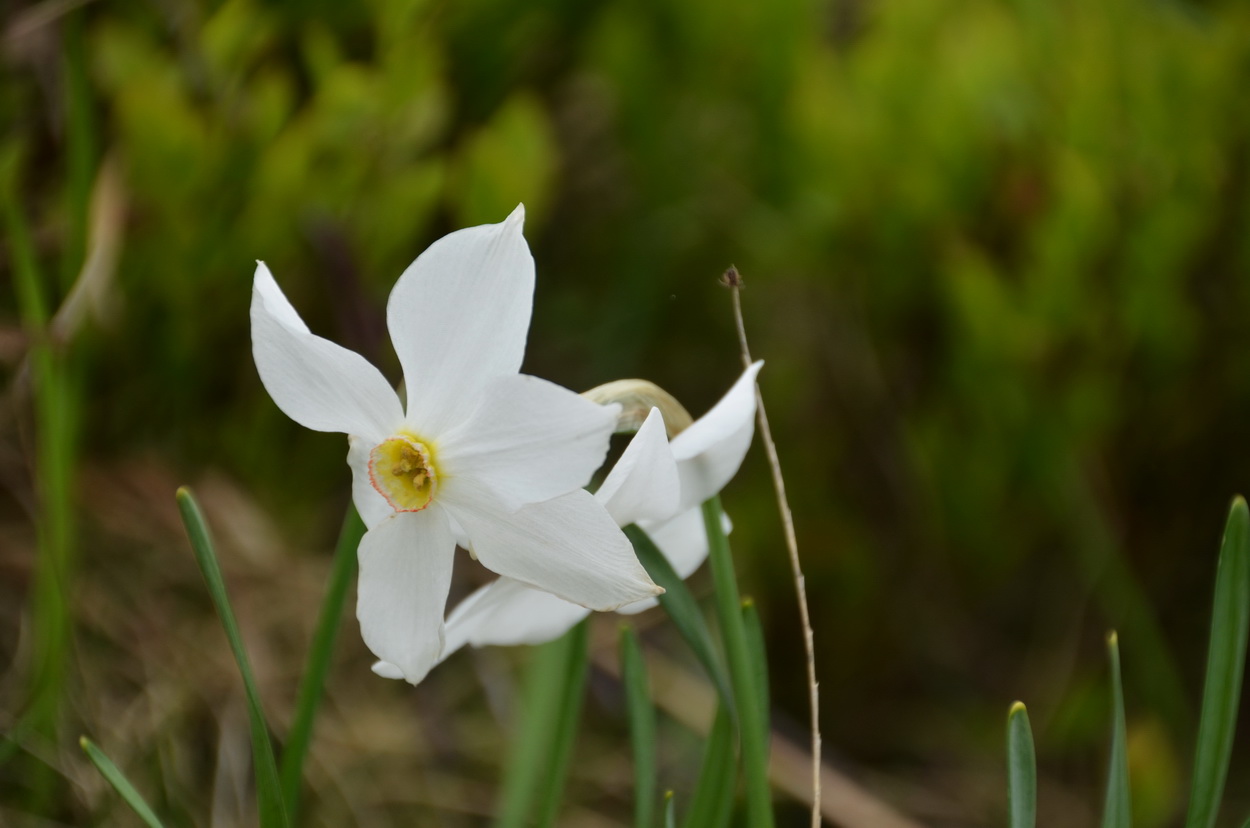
[4,0,1250,823]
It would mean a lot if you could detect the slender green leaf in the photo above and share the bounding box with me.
[665,790,677,828]
[683,706,736,828]
[176,487,288,828]
[1006,702,1037,828]
[534,619,591,828]
[79,737,165,828]
[1102,631,1131,828]
[497,620,591,828]
[741,599,770,736]
[279,505,365,819]
[702,496,774,828]
[60,10,95,288]
[1184,496,1250,828]
[3,142,78,810]
[621,625,658,828]
[625,525,733,707]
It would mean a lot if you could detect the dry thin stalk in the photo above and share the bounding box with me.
[723,266,822,827]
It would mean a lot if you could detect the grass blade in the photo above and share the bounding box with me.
[1101,631,1131,828]
[621,625,658,828]
[1006,702,1037,828]
[742,599,770,736]
[1184,495,1250,828]
[176,487,288,828]
[279,505,365,819]
[682,706,736,828]
[665,790,677,828]
[497,620,591,828]
[3,143,77,808]
[625,525,733,707]
[702,496,774,828]
[533,619,591,827]
[79,737,165,828]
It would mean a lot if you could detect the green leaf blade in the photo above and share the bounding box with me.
[497,620,591,828]
[79,737,165,828]
[1102,631,1131,828]
[741,599,770,738]
[621,625,658,828]
[682,706,737,828]
[1184,495,1250,828]
[701,497,774,828]
[176,487,288,828]
[1006,702,1037,828]
[624,525,733,708]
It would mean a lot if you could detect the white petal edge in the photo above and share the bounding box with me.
[371,660,405,680]
[438,374,619,511]
[251,262,404,441]
[356,507,455,684]
[388,206,535,436]
[671,360,763,511]
[594,407,681,528]
[444,485,661,611]
[443,578,590,656]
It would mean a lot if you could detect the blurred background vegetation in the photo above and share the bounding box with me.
[3,0,1250,824]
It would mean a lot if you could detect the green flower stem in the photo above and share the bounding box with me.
[702,496,774,828]
[279,505,365,819]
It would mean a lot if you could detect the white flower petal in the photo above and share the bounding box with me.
[387,206,534,435]
[371,660,405,680]
[671,361,763,510]
[443,486,661,611]
[594,407,681,527]
[347,435,394,530]
[356,507,455,684]
[439,374,619,511]
[444,578,590,656]
[251,263,403,441]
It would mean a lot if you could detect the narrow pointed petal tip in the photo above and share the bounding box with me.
[505,203,526,228]
[670,360,764,509]
[595,407,681,528]
[388,206,536,433]
[252,260,310,334]
[250,265,403,439]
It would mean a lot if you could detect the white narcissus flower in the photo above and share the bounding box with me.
[250,206,661,685]
[439,361,763,655]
